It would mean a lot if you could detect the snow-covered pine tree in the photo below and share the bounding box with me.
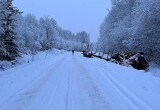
[0,0,5,60]
[0,0,22,61]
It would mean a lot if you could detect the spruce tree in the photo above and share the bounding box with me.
[0,0,21,61]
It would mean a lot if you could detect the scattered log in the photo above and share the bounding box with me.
[82,51,93,58]
[111,53,124,64]
[111,52,148,70]
[81,51,148,70]
[128,52,148,70]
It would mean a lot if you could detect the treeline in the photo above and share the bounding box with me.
[16,14,90,53]
[98,0,160,64]
[0,0,90,62]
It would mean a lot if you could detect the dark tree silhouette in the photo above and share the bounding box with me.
[0,0,22,61]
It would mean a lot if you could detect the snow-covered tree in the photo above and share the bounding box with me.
[0,0,21,61]
[39,16,58,50]
[99,0,160,64]
[75,31,90,50]
[129,0,160,63]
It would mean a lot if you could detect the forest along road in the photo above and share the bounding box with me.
[0,52,160,110]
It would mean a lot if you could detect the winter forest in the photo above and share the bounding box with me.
[0,0,90,67]
[98,0,160,64]
[0,0,160,70]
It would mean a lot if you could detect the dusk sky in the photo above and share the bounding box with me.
[13,0,111,42]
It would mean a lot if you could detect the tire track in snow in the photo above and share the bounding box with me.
[96,67,154,110]
[0,55,67,110]
[29,56,71,110]
[65,60,72,110]
[65,57,82,110]
[73,57,110,110]
[75,56,154,110]
[81,70,110,110]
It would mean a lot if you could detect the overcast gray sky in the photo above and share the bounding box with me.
[13,0,111,42]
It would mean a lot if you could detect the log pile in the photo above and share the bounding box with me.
[82,50,148,70]
[82,50,94,58]
[109,52,148,70]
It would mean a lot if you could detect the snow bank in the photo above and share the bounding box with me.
[148,63,160,77]
[20,49,65,62]
[0,49,66,71]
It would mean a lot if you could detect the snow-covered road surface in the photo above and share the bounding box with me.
[0,52,160,110]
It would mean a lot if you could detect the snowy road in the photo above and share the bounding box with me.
[0,52,160,110]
